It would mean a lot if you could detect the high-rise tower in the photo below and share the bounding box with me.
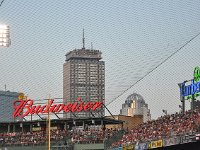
[63,35,105,118]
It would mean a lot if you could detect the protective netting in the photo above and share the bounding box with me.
[0,0,200,119]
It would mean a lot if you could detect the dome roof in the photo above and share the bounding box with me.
[125,93,145,104]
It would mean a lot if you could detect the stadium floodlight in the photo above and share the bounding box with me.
[0,24,11,47]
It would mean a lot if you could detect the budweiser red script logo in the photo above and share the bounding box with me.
[13,98,103,118]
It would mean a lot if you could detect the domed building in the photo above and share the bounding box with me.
[120,93,151,122]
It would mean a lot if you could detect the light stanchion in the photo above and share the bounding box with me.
[0,24,11,47]
[46,97,51,150]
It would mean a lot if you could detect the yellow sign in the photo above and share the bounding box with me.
[150,140,163,149]
[123,146,126,150]
[127,144,134,150]
[123,144,134,150]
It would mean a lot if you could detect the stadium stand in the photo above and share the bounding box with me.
[0,109,200,149]
[111,109,200,149]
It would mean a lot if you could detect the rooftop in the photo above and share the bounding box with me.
[65,48,102,61]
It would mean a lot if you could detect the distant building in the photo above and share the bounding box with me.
[0,91,20,122]
[105,115,143,130]
[63,35,105,118]
[120,93,151,122]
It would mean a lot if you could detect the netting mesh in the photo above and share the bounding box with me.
[0,0,200,119]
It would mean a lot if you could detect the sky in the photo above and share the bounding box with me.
[0,0,200,119]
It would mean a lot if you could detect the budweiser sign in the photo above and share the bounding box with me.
[13,99,103,118]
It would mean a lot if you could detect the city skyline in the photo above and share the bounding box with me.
[0,0,200,119]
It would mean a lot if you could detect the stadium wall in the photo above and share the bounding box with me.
[112,133,200,150]
[73,143,104,150]
[0,145,47,150]
[155,141,200,150]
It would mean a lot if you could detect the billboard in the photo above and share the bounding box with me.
[149,140,163,149]
[180,66,200,99]
[13,98,103,118]
[135,142,149,150]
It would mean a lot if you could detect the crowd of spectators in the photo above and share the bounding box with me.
[0,109,200,148]
[0,127,119,147]
[111,109,200,148]
[0,130,63,146]
[70,128,119,144]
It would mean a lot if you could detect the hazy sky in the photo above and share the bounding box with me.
[0,0,200,119]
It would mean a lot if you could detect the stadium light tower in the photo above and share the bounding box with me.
[0,24,11,47]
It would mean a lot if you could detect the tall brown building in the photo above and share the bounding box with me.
[63,45,105,118]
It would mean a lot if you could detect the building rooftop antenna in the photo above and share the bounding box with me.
[82,29,85,49]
